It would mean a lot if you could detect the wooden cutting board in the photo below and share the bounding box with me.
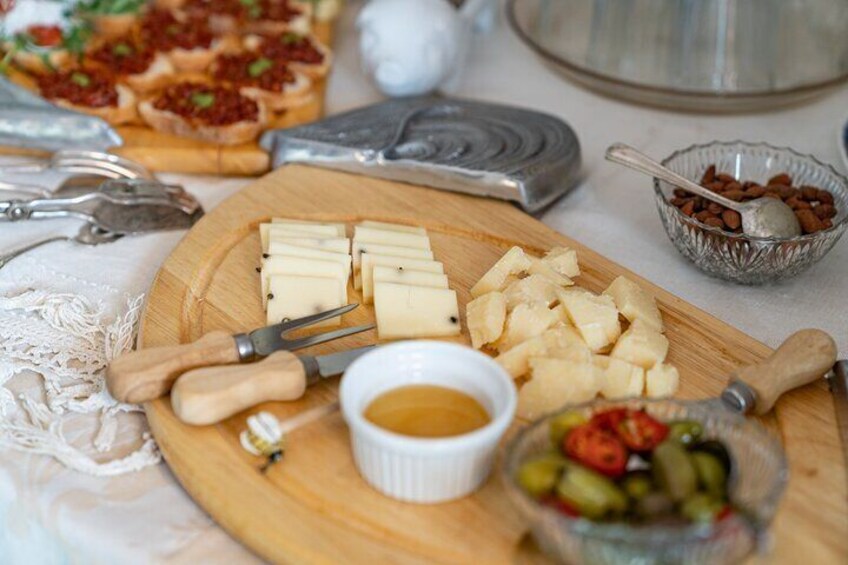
[140,165,848,563]
[0,23,333,176]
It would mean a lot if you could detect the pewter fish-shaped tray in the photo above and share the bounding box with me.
[261,96,581,212]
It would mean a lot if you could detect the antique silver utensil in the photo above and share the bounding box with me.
[0,223,122,269]
[261,96,582,212]
[606,143,802,238]
[0,149,152,180]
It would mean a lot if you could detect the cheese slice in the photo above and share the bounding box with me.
[374,282,460,339]
[261,257,347,308]
[272,218,346,237]
[360,254,444,304]
[262,244,351,276]
[358,220,427,236]
[352,242,434,289]
[353,226,431,250]
[260,223,339,252]
[268,237,350,255]
[373,266,449,289]
[266,275,344,327]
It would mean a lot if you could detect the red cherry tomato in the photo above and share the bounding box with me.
[590,407,628,431]
[27,25,63,47]
[564,424,628,478]
[540,494,580,518]
[716,505,734,522]
[591,408,669,452]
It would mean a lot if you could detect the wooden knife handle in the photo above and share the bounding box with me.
[729,329,837,415]
[106,331,240,404]
[170,350,308,426]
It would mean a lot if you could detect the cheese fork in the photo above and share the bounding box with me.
[106,304,374,404]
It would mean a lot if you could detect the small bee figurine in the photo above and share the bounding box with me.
[240,412,284,472]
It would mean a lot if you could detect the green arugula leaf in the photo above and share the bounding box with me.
[191,92,215,108]
[112,42,132,56]
[281,32,301,45]
[248,57,273,78]
[71,71,91,87]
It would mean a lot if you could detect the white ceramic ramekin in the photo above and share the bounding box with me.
[339,341,517,504]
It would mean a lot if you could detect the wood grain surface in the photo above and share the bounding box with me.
[139,165,848,563]
[0,22,333,176]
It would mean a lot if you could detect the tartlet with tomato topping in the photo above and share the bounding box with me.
[74,0,147,39]
[35,67,138,124]
[183,0,312,36]
[138,82,267,144]
[243,31,331,78]
[1,24,78,74]
[87,36,174,92]
[210,52,311,110]
[139,7,235,72]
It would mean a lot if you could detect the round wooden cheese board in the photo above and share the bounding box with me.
[140,165,847,563]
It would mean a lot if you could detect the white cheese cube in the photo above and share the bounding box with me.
[358,220,427,235]
[603,275,664,333]
[261,257,347,308]
[495,335,547,379]
[374,282,460,339]
[610,319,669,369]
[470,246,532,297]
[360,254,444,304]
[496,302,559,352]
[542,247,580,278]
[352,242,434,289]
[593,356,646,399]
[528,258,574,287]
[373,266,448,289]
[268,237,350,255]
[502,274,560,311]
[645,363,680,398]
[466,291,507,349]
[542,326,587,350]
[271,218,346,237]
[518,357,599,419]
[266,275,344,327]
[353,226,431,250]
[557,289,621,353]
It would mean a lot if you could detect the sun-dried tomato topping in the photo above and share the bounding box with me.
[88,38,155,75]
[256,0,302,22]
[213,53,295,92]
[26,25,64,47]
[183,0,241,17]
[37,69,118,107]
[184,0,302,23]
[153,83,259,125]
[256,32,324,65]
[140,8,214,51]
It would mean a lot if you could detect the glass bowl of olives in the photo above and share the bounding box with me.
[502,398,787,565]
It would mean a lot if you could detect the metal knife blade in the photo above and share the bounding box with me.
[828,361,848,472]
[302,346,375,386]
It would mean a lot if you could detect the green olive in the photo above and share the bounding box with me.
[548,410,587,446]
[691,452,728,498]
[621,471,654,500]
[555,462,628,520]
[652,440,698,502]
[516,453,568,498]
[681,493,725,523]
[691,440,733,476]
[667,420,704,446]
[636,491,674,520]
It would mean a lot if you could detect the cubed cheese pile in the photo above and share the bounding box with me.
[353,221,460,339]
[260,219,352,327]
[465,246,680,419]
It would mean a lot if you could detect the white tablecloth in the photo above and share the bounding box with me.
[1,1,846,562]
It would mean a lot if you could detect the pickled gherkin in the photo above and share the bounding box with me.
[555,462,628,520]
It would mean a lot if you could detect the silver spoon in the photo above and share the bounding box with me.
[606,143,802,238]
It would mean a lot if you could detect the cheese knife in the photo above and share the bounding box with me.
[106,304,373,404]
[170,346,375,425]
[828,361,848,472]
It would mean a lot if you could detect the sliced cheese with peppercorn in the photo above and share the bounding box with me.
[603,275,664,333]
[266,275,344,327]
[358,220,427,236]
[373,266,448,289]
[260,223,339,251]
[557,288,621,353]
[373,282,460,339]
[610,319,669,369]
[360,254,444,304]
[470,246,533,298]
[593,356,646,399]
[268,236,350,255]
[262,244,351,277]
[466,291,507,349]
[260,256,347,308]
[353,226,431,250]
[352,242,434,289]
[272,218,346,237]
[645,363,680,398]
